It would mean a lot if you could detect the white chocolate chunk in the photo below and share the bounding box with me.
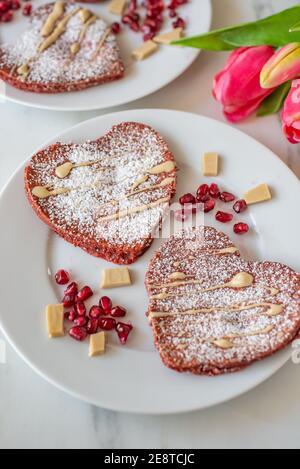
[244,183,272,205]
[46,304,64,338]
[89,332,106,357]
[132,40,158,61]
[101,267,132,289]
[154,28,183,45]
[109,0,127,15]
[202,152,219,176]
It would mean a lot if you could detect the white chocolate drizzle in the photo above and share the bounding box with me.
[41,1,65,37]
[70,14,97,56]
[97,197,170,223]
[147,160,176,175]
[150,272,254,291]
[149,302,284,319]
[39,7,81,53]
[92,26,112,61]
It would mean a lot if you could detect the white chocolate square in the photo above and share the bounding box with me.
[109,0,127,15]
[154,28,183,45]
[132,41,158,61]
[89,332,106,357]
[46,304,64,338]
[202,152,219,176]
[244,183,272,205]
[101,267,132,289]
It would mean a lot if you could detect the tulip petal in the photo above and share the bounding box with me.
[224,94,271,123]
[261,43,300,88]
[213,46,276,122]
[281,79,300,143]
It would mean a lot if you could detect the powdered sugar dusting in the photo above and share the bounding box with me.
[0,2,124,86]
[146,227,300,374]
[26,122,176,246]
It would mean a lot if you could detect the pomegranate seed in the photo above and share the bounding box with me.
[169,9,177,18]
[129,21,140,32]
[116,322,133,345]
[1,10,13,21]
[98,317,116,331]
[63,294,76,308]
[179,193,196,206]
[216,211,233,223]
[75,302,86,317]
[74,316,88,327]
[55,269,70,285]
[128,0,137,11]
[111,306,127,318]
[0,2,10,14]
[11,0,20,10]
[204,199,216,213]
[197,184,209,197]
[219,191,236,203]
[121,14,130,24]
[64,312,70,320]
[22,3,32,16]
[196,184,210,202]
[209,183,220,198]
[99,296,112,313]
[173,17,186,29]
[111,22,121,34]
[143,32,155,41]
[233,199,248,214]
[68,309,77,322]
[77,286,93,302]
[64,282,78,296]
[69,326,87,342]
[86,318,99,335]
[89,305,104,319]
[234,223,249,235]
[86,319,98,335]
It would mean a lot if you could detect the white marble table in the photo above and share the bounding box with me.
[1,0,300,449]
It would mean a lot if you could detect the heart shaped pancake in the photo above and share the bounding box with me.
[0,2,124,93]
[25,122,177,264]
[146,227,300,375]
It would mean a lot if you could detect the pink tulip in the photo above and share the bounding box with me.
[213,46,275,123]
[282,79,300,144]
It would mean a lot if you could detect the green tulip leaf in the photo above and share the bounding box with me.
[257,81,291,117]
[173,6,300,50]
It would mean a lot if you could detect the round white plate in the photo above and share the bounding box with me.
[0,109,299,415]
[0,0,211,111]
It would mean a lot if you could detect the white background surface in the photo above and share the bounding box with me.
[0,0,300,449]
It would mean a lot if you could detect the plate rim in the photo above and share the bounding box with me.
[0,0,212,112]
[0,108,298,415]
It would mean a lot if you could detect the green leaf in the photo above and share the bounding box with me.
[257,81,291,117]
[173,6,300,50]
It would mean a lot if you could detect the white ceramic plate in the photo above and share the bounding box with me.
[0,109,299,415]
[0,0,211,111]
